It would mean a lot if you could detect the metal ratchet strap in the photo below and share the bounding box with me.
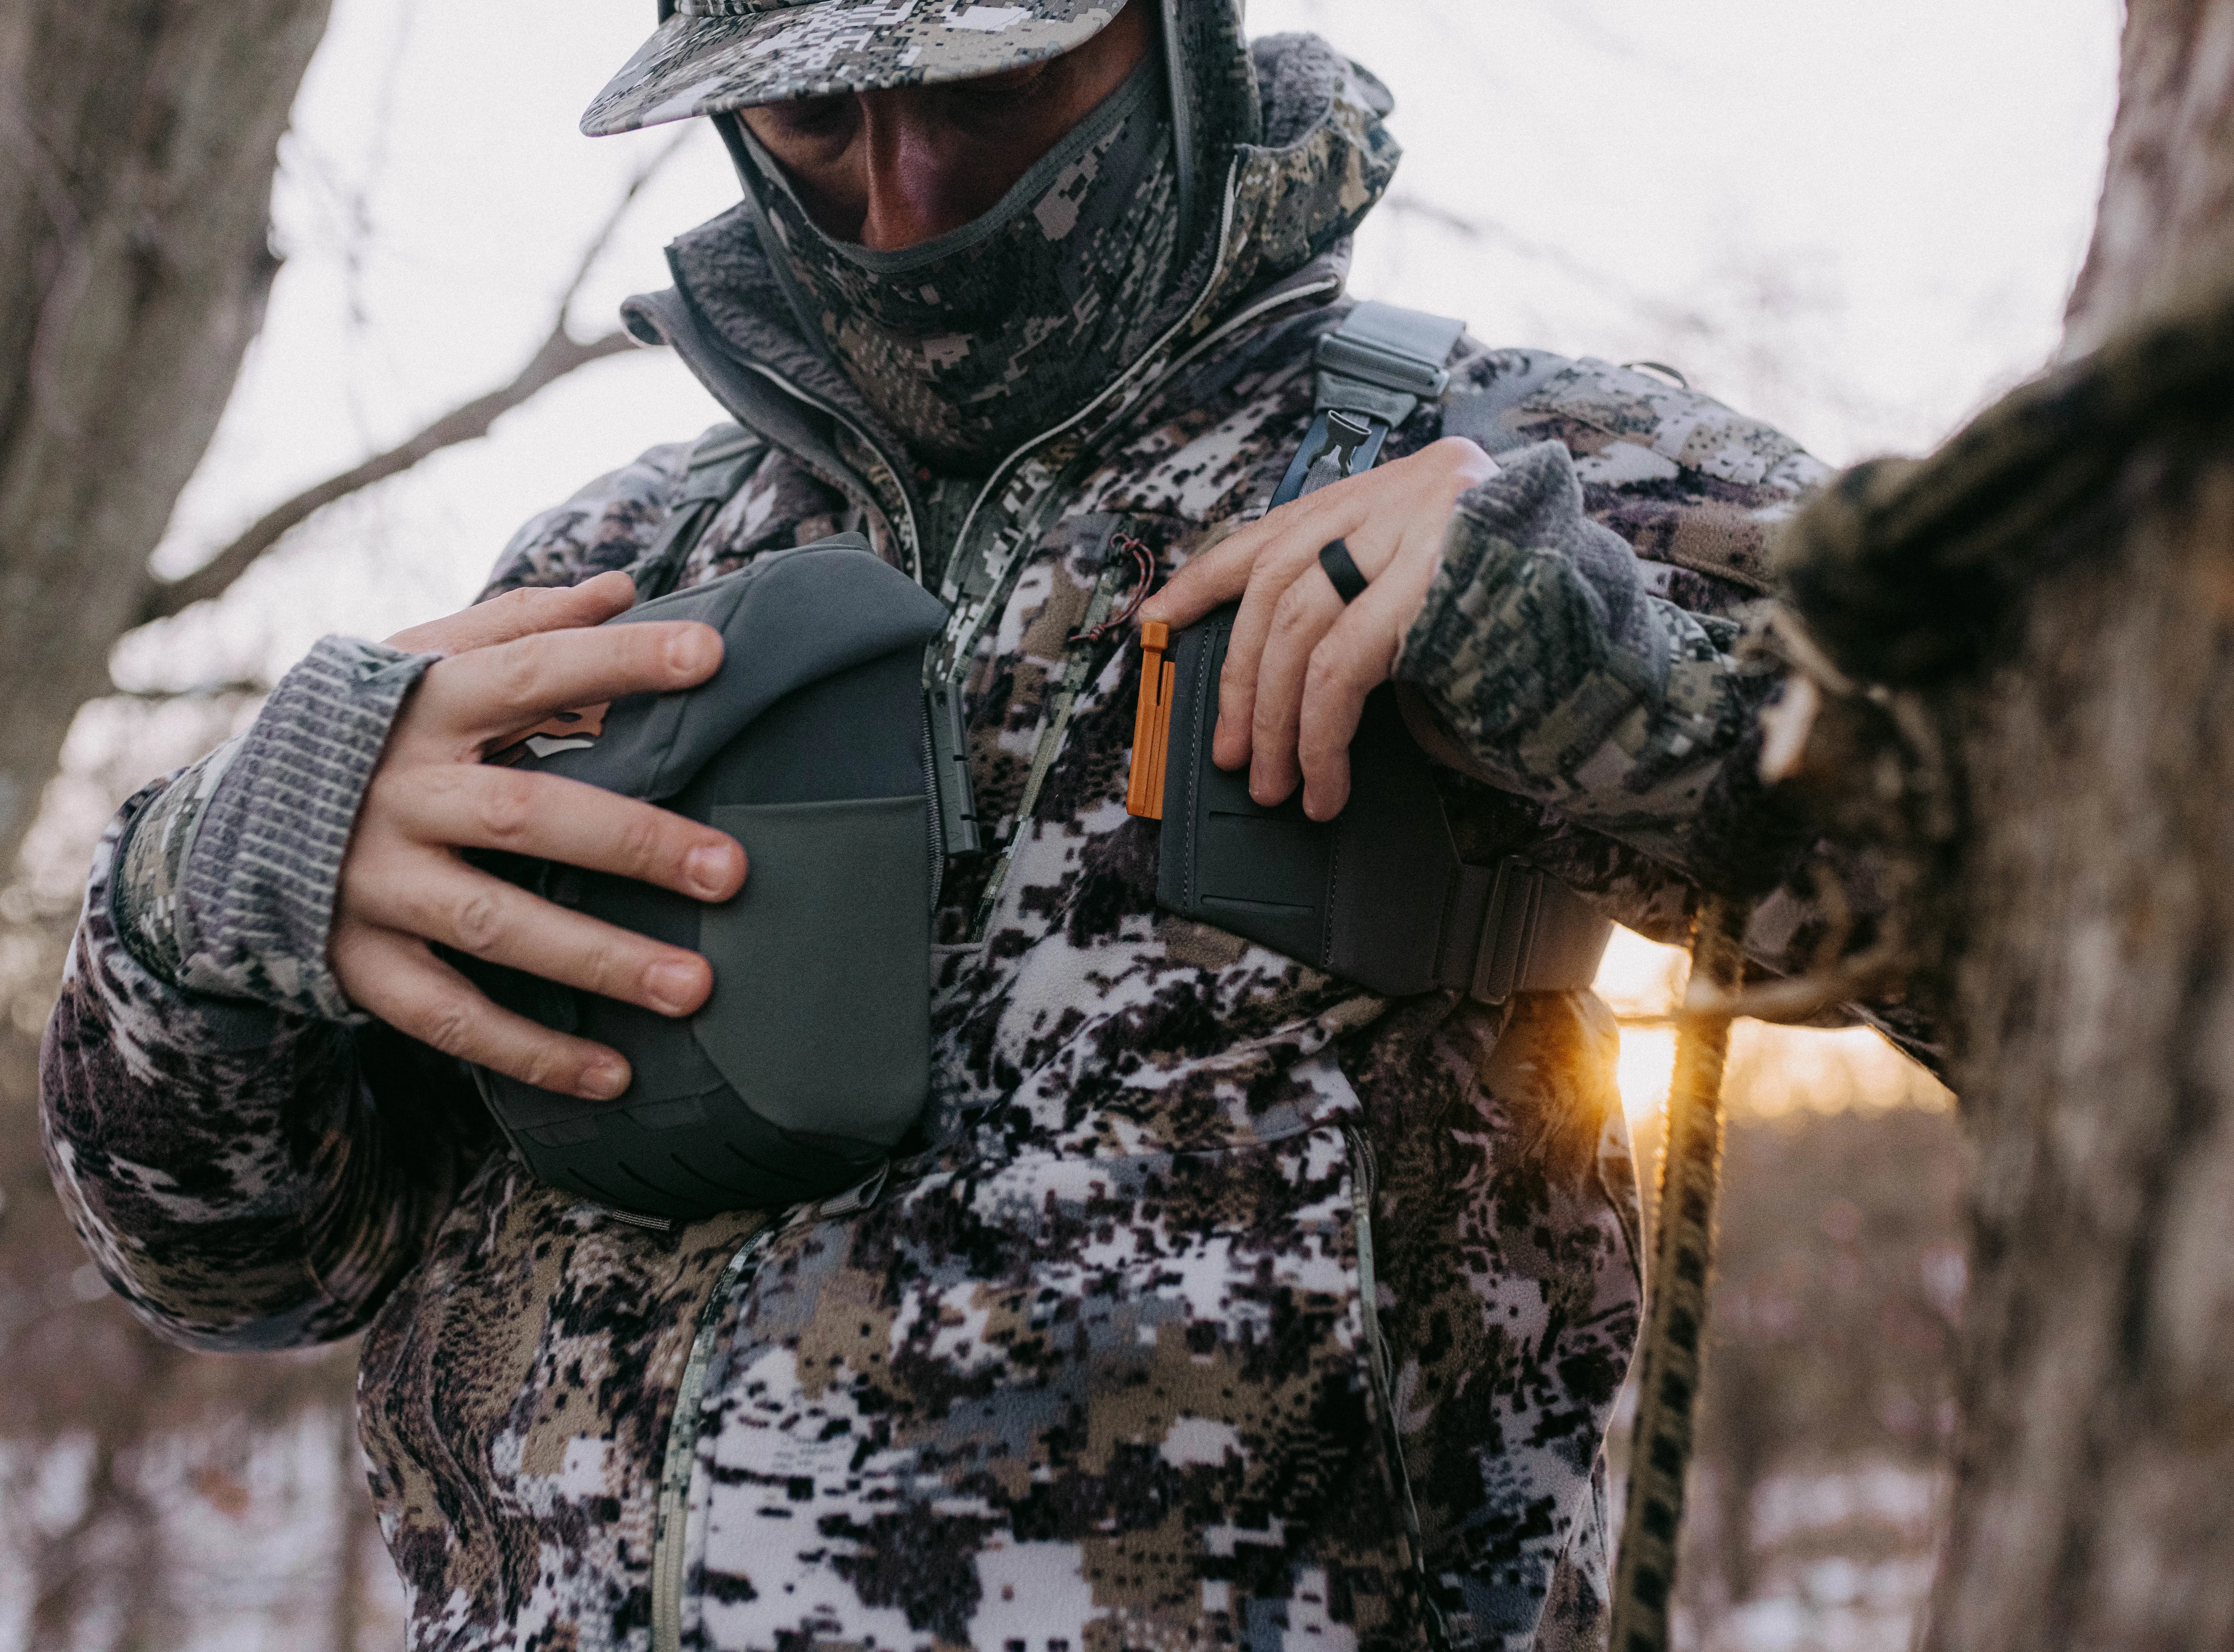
[1610,895,1748,1652]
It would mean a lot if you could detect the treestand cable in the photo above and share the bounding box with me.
[1609,894,1749,1652]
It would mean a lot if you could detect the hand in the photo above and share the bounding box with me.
[331,572,748,1101]
[1138,437,1497,821]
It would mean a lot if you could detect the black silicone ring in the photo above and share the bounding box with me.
[1318,538,1369,603]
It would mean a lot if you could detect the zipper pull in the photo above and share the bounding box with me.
[1126,620,1175,820]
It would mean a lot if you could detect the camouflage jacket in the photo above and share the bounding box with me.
[42,34,1839,1652]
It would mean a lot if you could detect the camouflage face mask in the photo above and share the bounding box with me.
[743,57,1182,471]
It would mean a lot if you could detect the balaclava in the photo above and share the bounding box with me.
[738,55,1185,471]
[590,3,1295,479]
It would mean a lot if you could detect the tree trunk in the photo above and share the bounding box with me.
[1768,2,2234,1643]
[2061,0,2234,359]
[0,0,333,870]
[1930,442,2234,1651]
[1922,5,2234,1645]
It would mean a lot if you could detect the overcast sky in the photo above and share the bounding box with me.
[112,0,2122,696]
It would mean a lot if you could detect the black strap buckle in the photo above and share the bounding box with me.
[1271,408,1391,510]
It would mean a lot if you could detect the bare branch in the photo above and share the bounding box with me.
[110,679,270,701]
[558,125,695,325]
[135,128,696,629]
[1380,192,1722,345]
[137,326,637,625]
[1382,193,1634,294]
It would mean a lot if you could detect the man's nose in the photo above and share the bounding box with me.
[854,91,979,251]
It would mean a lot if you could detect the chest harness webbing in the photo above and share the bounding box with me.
[631,304,1614,1002]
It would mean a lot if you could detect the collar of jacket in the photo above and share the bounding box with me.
[619,31,1402,572]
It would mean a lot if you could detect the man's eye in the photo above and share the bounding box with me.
[947,64,1056,110]
[763,94,853,137]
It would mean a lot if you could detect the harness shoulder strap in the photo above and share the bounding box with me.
[624,422,769,601]
[1316,300,1465,422]
[1271,300,1468,509]
[1159,300,1613,1004]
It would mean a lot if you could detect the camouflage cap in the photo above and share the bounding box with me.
[582,0,1131,137]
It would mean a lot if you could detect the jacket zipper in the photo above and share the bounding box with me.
[652,1220,776,1652]
[1342,1123,1391,1392]
[1342,1121,1451,1648]
[919,693,946,911]
[737,360,926,581]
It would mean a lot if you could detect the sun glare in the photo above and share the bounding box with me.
[1594,928,1950,1131]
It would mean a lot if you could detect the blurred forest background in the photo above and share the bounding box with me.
[0,1,2120,1647]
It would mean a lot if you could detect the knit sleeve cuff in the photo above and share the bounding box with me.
[123,636,434,1021]
[1394,441,1666,763]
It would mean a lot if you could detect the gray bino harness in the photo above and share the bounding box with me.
[459,538,955,1221]
[464,304,1611,1223]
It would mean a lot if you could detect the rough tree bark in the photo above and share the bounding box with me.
[2063,0,2234,359]
[1774,2,2234,1645]
[0,0,334,870]
[1930,5,2234,1644]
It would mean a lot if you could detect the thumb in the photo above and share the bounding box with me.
[385,570,638,657]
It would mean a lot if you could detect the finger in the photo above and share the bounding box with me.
[1138,511,1283,629]
[386,572,637,657]
[382,767,747,901]
[1216,496,1369,771]
[1245,568,1348,806]
[1295,565,1420,821]
[413,619,723,744]
[333,925,632,1101]
[1149,438,1493,636]
[352,853,716,1019]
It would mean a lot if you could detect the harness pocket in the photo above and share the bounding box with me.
[697,797,931,1147]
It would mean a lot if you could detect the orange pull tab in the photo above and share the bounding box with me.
[1126,620,1175,819]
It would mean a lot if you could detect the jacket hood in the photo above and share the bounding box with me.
[623,31,1400,518]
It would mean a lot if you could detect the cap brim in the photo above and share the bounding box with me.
[582,0,1130,137]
